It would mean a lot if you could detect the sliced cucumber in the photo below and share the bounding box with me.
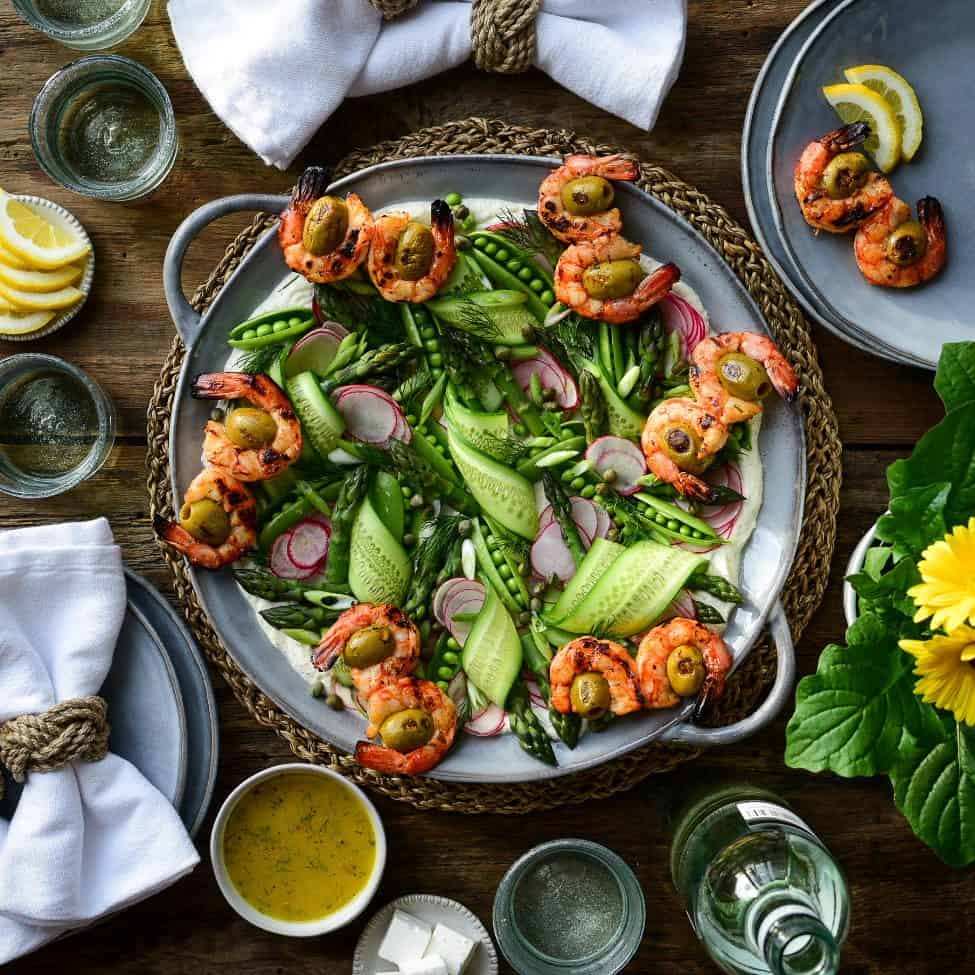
[442,253,491,294]
[447,428,538,540]
[428,290,536,346]
[547,536,625,624]
[287,370,345,458]
[462,585,523,708]
[348,495,412,604]
[559,540,705,637]
[444,385,510,459]
[581,360,645,439]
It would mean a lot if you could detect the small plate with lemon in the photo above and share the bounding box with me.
[0,191,93,342]
[766,0,972,369]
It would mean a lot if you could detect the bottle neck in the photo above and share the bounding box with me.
[753,902,840,975]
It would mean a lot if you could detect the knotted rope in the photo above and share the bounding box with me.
[0,696,110,798]
[368,0,421,19]
[470,0,540,73]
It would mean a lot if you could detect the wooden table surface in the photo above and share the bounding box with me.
[1,2,967,972]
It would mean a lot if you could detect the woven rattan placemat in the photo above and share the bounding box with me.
[146,117,841,813]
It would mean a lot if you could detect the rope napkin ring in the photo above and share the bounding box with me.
[0,696,110,798]
[368,0,421,19]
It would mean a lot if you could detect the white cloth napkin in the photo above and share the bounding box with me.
[0,519,199,965]
[168,0,687,169]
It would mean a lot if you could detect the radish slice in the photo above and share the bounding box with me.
[433,578,486,646]
[524,674,546,709]
[537,497,598,543]
[663,589,698,621]
[287,519,330,570]
[447,671,468,713]
[511,347,579,409]
[531,520,585,582]
[333,385,412,447]
[285,328,344,378]
[592,504,612,540]
[270,531,317,580]
[465,703,507,736]
[697,462,744,539]
[586,436,646,496]
[661,293,707,358]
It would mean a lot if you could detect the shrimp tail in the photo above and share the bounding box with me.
[430,198,454,231]
[678,472,720,504]
[191,371,248,400]
[634,261,681,304]
[311,642,341,671]
[821,122,870,153]
[918,196,945,240]
[293,166,330,208]
[355,741,437,775]
[153,514,181,543]
[694,672,728,720]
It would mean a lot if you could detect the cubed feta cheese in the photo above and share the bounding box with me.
[401,956,448,975]
[424,922,478,975]
[377,909,433,966]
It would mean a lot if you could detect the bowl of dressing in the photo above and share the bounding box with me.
[210,763,386,936]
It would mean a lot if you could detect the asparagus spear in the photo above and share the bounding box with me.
[233,563,313,602]
[403,513,469,619]
[522,628,580,749]
[319,342,418,395]
[693,600,725,625]
[507,677,557,766]
[323,464,369,592]
[542,470,587,567]
[579,369,606,443]
[688,569,744,605]
[388,439,478,516]
[260,603,340,631]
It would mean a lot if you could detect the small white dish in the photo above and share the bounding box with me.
[210,763,386,936]
[1,195,94,343]
[843,520,880,627]
[354,893,498,975]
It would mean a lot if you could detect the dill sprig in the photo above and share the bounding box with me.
[538,311,595,366]
[483,514,530,563]
[446,298,505,344]
[393,366,434,417]
[314,284,402,342]
[495,207,564,268]
[236,343,288,375]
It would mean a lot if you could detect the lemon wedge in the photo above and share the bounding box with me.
[843,64,923,161]
[0,308,56,337]
[0,192,91,270]
[0,279,84,311]
[822,82,902,172]
[0,260,82,293]
[0,242,30,270]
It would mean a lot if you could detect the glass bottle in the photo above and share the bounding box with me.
[670,784,850,975]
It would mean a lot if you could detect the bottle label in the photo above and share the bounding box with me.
[737,800,816,837]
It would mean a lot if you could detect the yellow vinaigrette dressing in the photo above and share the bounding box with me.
[222,772,376,922]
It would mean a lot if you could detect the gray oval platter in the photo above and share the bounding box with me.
[163,155,803,782]
[767,0,972,369]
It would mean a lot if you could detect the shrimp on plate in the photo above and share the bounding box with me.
[554,234,680,324]
[689,331,799,425]
[154,468,257,570]
[549,637,643,719]
[192,372,302,482]
[367,200,456,303]
[794,123,894,233]
[854,195,947,289]
[278,166,374,283]
[355,677,458,776]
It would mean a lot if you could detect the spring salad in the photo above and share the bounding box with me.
[219,192,762,762]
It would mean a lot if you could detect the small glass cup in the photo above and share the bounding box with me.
[11,0,151,51]
[30,54,178,202]
[0,353,116,499]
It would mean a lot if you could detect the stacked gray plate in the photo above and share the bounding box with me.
[744,0,971,370]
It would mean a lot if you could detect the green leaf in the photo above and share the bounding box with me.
[891,713,975,867]
[862,544,893,580]
[785,614,941,777]
[847,556,921,620]
[934,342,975,412]
[875,482,950,560]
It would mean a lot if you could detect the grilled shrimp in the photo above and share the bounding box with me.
[794,123,894,233]
[278,166,373,283]
[690,331,799,424]
[313,603,420,697]
[537,153,639,243]
[154,468,257,569]
[554,234,680,324]
[637,617,732,711]
[367,200,456,303]
[641,399,728,503]
[355,677,457,776]
[854,196,947,289]
[549,637,643,718]
[192,372,302,482]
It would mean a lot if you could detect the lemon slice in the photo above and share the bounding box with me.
[843,64,923,161]
[0,260,82,293]
[0,191,91,269]
[0,279,84,311]
[822,82,902,172]
[0,308,56,336]
[0,242,30,270]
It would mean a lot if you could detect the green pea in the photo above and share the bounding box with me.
[288,316,303,327]
[401,485,412,498]
[487,536,500,550]
[443,651,459,665]
[256,323,273,336]
[518,267,533,282]
[559,428,576,441]
[492,548,505,565]
[529,278,545,293]
[429,353,443,368]
[561,468,574,483]
[540,290,555,305]
[667,519,680,531]
[444,192,462,207]
[437,680,449,691]
[424,339,439,352]
[421,325,437,339]
[654,513,666,524]
[435,444,446,455]
[499,563,513,579]
[438,666,454,680]
[473,236,488,249]
[508,260,523,272]
[506,578,520,594]
[405,414,418,425]
[484,242,498,256]
[495,248,510,262]
[680,525,692,536]
[273,319,290,332]
[446,637,460,651]
[414,308,430,324]
[513,423,527,436]
[242,329,257,341]
[462,215,477,233]
[581,485,596,499]
[692,530,705,539]
[571,477,586,490]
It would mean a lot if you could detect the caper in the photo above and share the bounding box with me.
[302,195,349,255]
[666,644,706,696]
[325,693,345,711]
[455,234,472,251]
[885,220,928,266]
[602,468,618,484]
[662,422,702,468]
[570,672,612,719]
[343,625,396,668]
[379,708,434,752]
[452,204,470,221]
[225,407,278,449]
[560,175,615,216]
[581,259,644,300]
[394,221,435,280]
[410,493,425,509]
[179,498,231,546]
[821,152,871,199]
[717,352,772,402]
[403,533,416,548]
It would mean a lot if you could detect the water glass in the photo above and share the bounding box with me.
[11,0,151,51]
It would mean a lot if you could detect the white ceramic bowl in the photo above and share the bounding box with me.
[843,521,880,627]
[210,763,387,936]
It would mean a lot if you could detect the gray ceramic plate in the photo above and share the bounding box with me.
[163,155,803,782]
[767,0,972,369]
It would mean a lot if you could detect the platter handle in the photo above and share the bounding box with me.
[163,194,288,346]
[658,600,795,747]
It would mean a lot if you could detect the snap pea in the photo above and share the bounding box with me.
[634,492,721,542]
[428,631,462,691]
[469,236,553,322]
[296,480,333,519]
[609,323,626,386]
[419,372,448,425]
[516,435,586,480]
[412,427,462,486]
[322,331,363,378]
[483,515,531,611]
[228,308,315,350]
[471,520,522,615]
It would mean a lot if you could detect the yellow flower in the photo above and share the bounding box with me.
[908,517,975,633]
[900,627,975,726]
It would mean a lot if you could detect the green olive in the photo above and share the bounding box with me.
[570,672,612,720]
[225,407,277,449]
[179,498,231,546]
[666,644,706,697]
[560,176,615,216]
[343,625,396,669]
[379,708,434,752]
[302,196,349,255]
[717,352,772,402]
[394,221,435,281]
[581,259,645,301]
[885,220,928,266]
[822,152,871,199]
[661,422,704,470]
